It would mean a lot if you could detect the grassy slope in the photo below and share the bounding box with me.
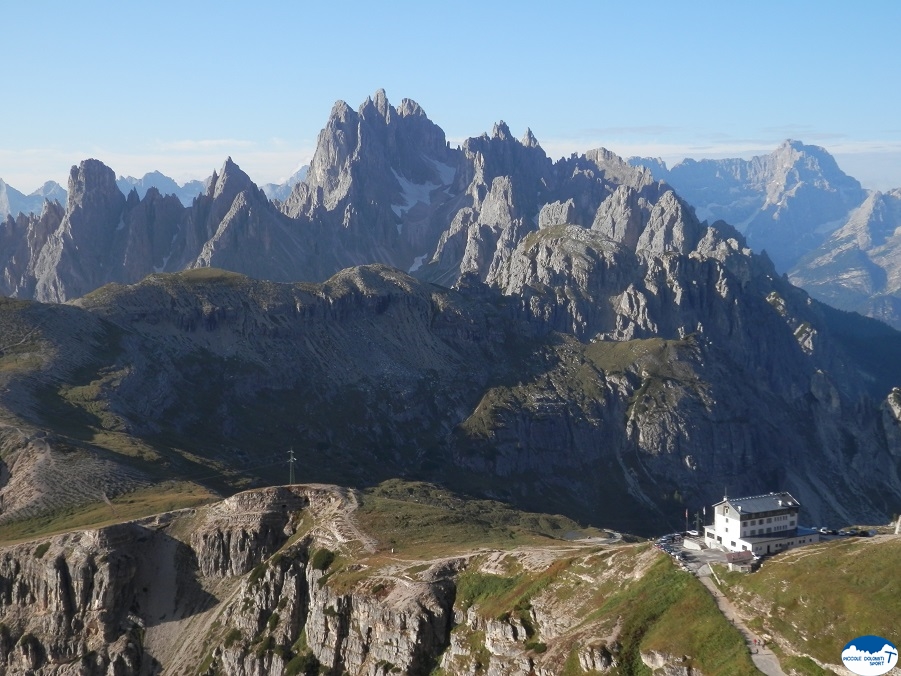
[717,536,901,671]
[441,547,754,676]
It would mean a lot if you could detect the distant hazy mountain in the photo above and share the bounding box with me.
[629,140,866,272]
[628,143,901,329]
[116,170,209,207]
[261,164,308,202]
[790,189,901,329]
[0,178,66,219]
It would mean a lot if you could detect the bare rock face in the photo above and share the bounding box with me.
[191,487,306,577]
[0,199,65,297]
[0,524,155,673]
[182,158,314,282]
[0,485,468,676]
[33,159,127,302]
[883,388,901,457]
[303,567,453,675]
[281,89,459,278]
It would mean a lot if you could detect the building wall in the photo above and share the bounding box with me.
[705,500,806,553]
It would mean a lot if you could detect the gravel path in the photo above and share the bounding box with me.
[696,571,787,676]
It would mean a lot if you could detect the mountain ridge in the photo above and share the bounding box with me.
[0,90,898,541]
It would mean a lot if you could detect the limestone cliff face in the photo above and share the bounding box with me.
[0,200,64,298]
[0,486,720,676]
[33,159,127,302]
[0,487,464,675]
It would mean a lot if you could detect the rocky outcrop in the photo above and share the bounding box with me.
[192,487,307,577]
[33,159,128,302]
[641,650,700,675]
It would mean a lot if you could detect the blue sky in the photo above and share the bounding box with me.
[4,1,901,192]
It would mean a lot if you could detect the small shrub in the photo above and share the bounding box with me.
[284,651,321,676]
[267,611,280,631]
[248,562,267,586]
[254,634,274,657]
[223,628,242,648]
[33,543,50,559]
[310,548,335,572]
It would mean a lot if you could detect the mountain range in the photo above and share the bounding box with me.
[629,141,901,329]
[1,164,311,219]
[0,90,899,536]
[3,132,900,331]
[115,171,209,207]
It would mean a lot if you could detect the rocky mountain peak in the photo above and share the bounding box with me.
[397,97,426,117]
[210,156,255,202]
[630,141,868,272]
[373,87,390,118]
[66,158,124,214]
[359,88,393,124]
[492,120,512,141]
[521,127,540,148]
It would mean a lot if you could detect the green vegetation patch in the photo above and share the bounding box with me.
[718,537,901,666]
[309,548,336,572]
[357,480,597,557]
[0,481,215,545]
[589,555,755,676]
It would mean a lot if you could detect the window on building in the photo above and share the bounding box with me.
[767,517,772,523]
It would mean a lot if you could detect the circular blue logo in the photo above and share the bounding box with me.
[842,636,898,675]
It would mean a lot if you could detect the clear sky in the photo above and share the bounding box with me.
[3,1,901,192]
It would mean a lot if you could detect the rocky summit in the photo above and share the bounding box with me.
[629,140,867,273]
[0,91,898,541]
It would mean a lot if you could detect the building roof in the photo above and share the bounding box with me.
[715,491,799,514]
